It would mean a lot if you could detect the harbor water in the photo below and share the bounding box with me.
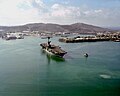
[0,36,120,96]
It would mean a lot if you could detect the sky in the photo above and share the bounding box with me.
[0,0,120,27]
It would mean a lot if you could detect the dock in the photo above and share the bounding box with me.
[59,37,110,43]
[59,33,120,43]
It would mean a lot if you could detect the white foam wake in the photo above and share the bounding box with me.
[100,74,111,79]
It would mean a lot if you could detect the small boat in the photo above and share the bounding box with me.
[3,35,17,40]
[41,35,52,39]
[41,36,48,39]
[40,37,67,57]
[2,33,24,40]
[84,53,88,57]
[114,39,120,42]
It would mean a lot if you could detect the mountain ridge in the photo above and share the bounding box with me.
[0,22,112,33]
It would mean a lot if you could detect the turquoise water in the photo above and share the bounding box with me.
[0,36,120,96]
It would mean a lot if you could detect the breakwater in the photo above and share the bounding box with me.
[59,33,120,43]
[59,37,110,43]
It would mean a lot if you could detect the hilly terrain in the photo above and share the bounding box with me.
[0,23,112,34]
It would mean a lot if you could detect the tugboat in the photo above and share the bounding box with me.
[40,37,67,57]
[84,53,88,57]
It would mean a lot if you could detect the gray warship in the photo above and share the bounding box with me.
[40,37,67,57]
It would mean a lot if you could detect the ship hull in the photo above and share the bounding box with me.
[42,48,66,58]
[40,43,67,58]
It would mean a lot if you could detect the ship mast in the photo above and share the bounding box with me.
[47,37,51,48]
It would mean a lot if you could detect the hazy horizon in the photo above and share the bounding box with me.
[0,0,120,27]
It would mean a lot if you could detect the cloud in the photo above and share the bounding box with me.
[0,0,42,25]
[51,4,80,17]
[0,0,120,27]
[81,8,120,27]
[17,0,33,10]
[34,0,44,7]
[45,3,120,26]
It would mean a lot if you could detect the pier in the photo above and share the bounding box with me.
[59,37,110,43]
[59,32,120,43]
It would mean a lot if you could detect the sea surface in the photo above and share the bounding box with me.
[0,36,120,96]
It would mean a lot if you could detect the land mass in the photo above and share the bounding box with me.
[0,23,116,34]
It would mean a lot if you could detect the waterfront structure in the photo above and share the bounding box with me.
[2,32,24,40]
[59,33,120,43]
